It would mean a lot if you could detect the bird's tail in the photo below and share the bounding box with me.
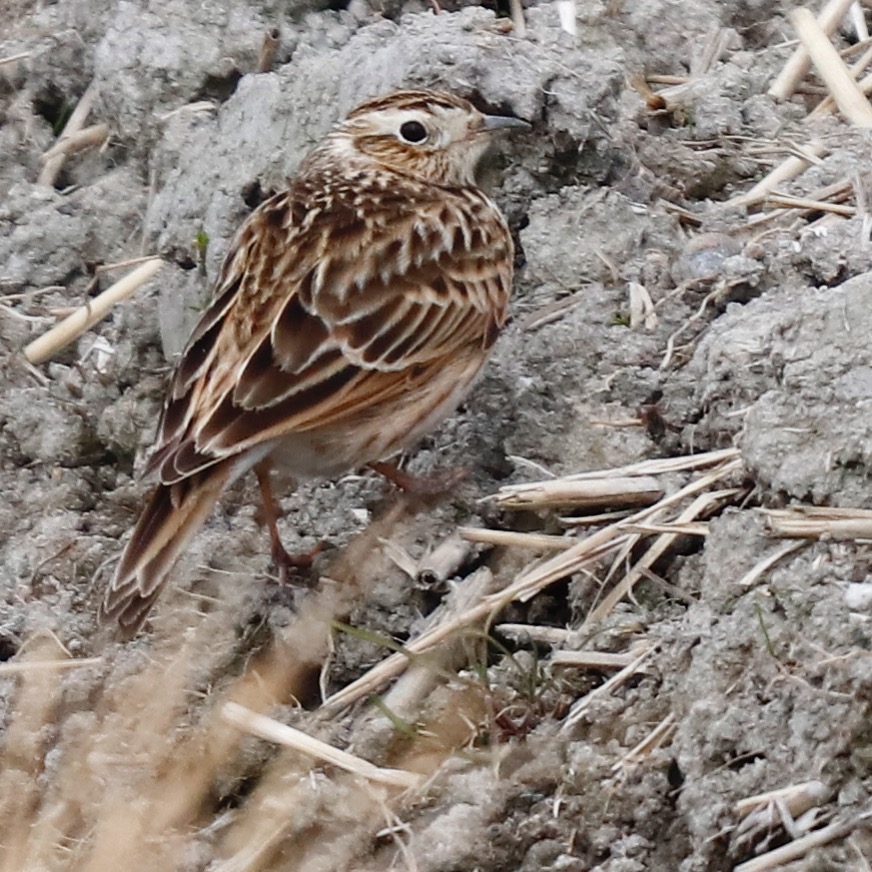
[100,462,234,637]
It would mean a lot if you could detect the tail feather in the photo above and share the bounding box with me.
[101,462,233,637]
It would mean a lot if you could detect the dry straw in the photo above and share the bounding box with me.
[38,81,103,187]
[733,812,871,872]
[223,703,422,789]
[23,258,163,365]
[791,6,872,126]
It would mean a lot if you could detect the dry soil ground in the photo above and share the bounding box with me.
[2,0,872,870]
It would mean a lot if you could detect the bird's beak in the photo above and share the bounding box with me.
[482,114,531,132]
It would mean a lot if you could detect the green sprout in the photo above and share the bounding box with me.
[195,228,209,277]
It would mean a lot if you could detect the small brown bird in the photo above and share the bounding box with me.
[101,89,528,635]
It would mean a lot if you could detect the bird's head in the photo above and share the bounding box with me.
[324,89,529,187]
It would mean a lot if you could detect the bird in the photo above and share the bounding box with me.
[100,88,529,636]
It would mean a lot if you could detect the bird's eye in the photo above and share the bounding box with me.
[398,120,428,144]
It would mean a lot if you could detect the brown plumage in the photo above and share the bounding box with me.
[101,89,528,636]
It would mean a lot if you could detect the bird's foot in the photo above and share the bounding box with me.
[270,539,328,585]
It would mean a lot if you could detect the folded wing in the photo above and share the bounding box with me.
[147,184,512,485]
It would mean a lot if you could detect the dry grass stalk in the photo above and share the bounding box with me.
[812,39,872,116]
[383,681,502,780]
[418,531,473,581]
[559,509,634,527]
[646,74,688,85]
[621,520,709,536]
[496,623,572,644]
[1,567,359,871]
[501,451,743,612]
[765,506,872,539]
[491,528,631,608]
[852,68,872,100]
[94,254,166,274]
[0,51,30,66]
[509,0,527,37]
[321,566,498,714]
[733,812,869,872]
[332,457,734,738]
[554,0,576,36]
[520,292,589,331]
[722,141,828,210]
[628,281,657,329]
[650,28,739,106]
[38,80,100,187]
[459,527,576,551]
[0,638,70,872]
[363,571,498,753]
[379,536,418,577]
[765,192,856,215]
[584,485,742,626]
[214,771,397,872]
[568,448,739,478]
[552,649,641,669]
[696,28,741,75]
[611,712,677,772]
[746,177,852,226]
[850,1,869,40]
[257,27,281,73]
[813,67,872,124]
[0,488,418,870]
[203,504,422,869]
[40,123,109,161]
[804,177,854,203]
[322,512,640,714]
[492,475,664,510]
[767,0,856,101]
[23,258,163,365]
[0,656,101,674]
[158,101,217,122]
[101,598,341,866]
[791,6,872,126]
[223,703,422,788]
[737,540,808,588]
[840,34,872,58]
[735,780,828,819]
[560,647,655,731]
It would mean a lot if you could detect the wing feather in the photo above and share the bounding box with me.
[147,180,511,485]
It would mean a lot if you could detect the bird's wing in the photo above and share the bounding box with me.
[146,184,512,484]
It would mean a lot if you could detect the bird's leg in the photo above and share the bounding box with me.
[369,460,468,496]
[254,463,325,582]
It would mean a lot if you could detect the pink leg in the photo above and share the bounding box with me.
[254,463,325,581]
